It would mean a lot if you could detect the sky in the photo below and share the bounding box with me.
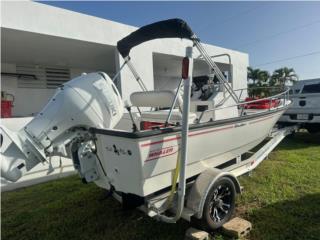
[42,1,320,80]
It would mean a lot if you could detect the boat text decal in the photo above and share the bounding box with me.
[145,145,179,162]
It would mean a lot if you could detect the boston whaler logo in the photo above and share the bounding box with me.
[145,145,179,162]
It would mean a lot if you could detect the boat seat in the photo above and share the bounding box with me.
[140,109,197,124]
[130,90,196,124]
[130,90,182,109]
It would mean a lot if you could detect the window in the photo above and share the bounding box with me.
[16,65,46,88]
[301,83,320,94]
[45,67,70,89]
[17,65,70,89]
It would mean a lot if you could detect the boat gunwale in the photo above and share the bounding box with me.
[90,105,290,139]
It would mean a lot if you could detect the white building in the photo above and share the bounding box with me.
[1,1,249,191]
[1,1,249,117]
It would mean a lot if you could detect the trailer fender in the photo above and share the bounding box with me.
[186,168,241,219]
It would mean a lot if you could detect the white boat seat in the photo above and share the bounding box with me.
[130,90,182,109]
[140,109,197,124]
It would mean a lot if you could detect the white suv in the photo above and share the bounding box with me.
[279,78,320,133]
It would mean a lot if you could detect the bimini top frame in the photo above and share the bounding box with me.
[115,18,239,103]
[117,19,194,58]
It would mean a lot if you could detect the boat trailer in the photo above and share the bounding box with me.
[109,124,299,222]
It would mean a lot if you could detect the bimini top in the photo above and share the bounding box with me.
[117,18,195,58]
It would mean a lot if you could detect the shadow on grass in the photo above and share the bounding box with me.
[3,185,319,240]
[246,193,320,240]
[1,179,190,240]
[276,131,320,151]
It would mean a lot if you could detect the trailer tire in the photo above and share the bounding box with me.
[198,177,236,231]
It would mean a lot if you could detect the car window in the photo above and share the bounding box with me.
[301,83,320,93]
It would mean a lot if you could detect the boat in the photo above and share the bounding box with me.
[1,19,291,230]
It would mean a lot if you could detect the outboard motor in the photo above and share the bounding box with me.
[1,72,123,182]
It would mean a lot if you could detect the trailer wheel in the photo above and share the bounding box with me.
[199,177,236,231]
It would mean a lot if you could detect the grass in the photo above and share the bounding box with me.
[1,131,320,240]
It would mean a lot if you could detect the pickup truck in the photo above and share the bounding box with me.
[279,78,320,133]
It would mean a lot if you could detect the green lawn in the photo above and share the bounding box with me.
[2,131,320,240]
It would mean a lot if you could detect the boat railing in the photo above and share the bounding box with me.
[234,86,287,99]
[197,87,290,123]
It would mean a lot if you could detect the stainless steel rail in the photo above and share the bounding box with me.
[197,87,290,123]
[234,86,286,100]
[196,53,233,85]
[192,38,239,103]
[165,79,184,126]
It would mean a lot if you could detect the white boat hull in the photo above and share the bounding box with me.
[93,109,285,197]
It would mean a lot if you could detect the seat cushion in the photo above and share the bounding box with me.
[140,109,197,123]
[130,90,182,108]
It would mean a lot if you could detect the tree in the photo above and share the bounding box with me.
[247,67,270,97]
[256,70,270,87]
[271,67,298,86]
[247,67,270,86]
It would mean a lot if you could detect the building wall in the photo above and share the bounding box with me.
[2,63,54,116]
[150,38,249,91]
[153,52,233,91]
[1,1,136,46]
[1,1,249,117]
[1,63,99,116]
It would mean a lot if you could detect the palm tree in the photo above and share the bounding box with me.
[247,67,270,97]
[247,67,259,85]
[271,67,298,86]
[257,70,270,87]
[247,67,270,86]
